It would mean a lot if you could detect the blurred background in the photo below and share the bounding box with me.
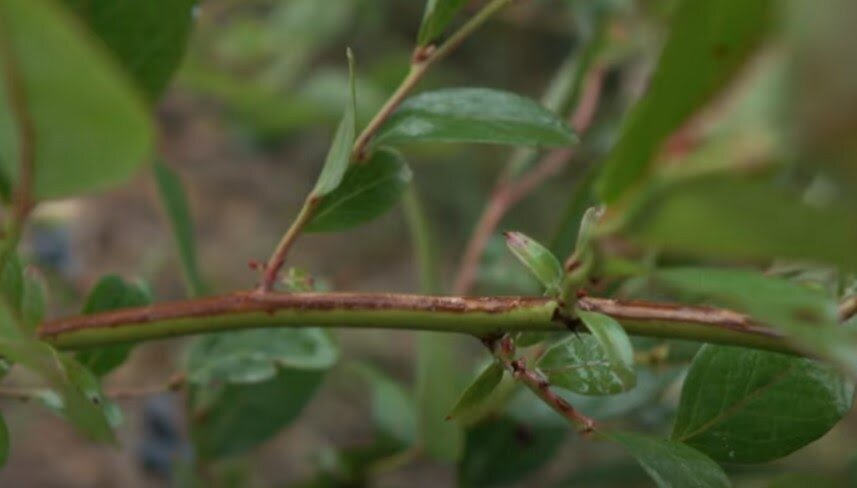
[1,0,857,486]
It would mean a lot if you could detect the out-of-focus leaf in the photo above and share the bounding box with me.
[417,0,467,46]
[597,0,773,202]
[374,88,577,148]
[75,275,151,376]
[185,328,338,385]
[153,161,207,297]
[0,412,7,467]
[673,345,853,463]
[0,0,153,200]
[458,416,566,488]
[504,232,563,296]
[416,332,464,462]
[447,361,504,421]
[656,267,857,374]
[606,431,730,488]
[550,165,598,258]
[306,148,412,232]
[355,364,417,447]
[767,473,838,488]
[189,367,325,459]
[20,267,46,333]
[64,0,196,100]
[624,174,857,271]
[310,49,356,198]
[0,337,115,442]
[537,311,636,395]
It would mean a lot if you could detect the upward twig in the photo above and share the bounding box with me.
[258,0,514,292]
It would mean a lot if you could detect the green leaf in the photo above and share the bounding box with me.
[0,0,154,200]
[76,275,152,376]
[153,161,207,297]
[416,332,464,462]
[596,0,773,202]
[355,364,417,447]
[656,267,857,374]
[64,0,196,100]
[624,173,857,271]
[0,337,115,443]
[672,345,853,463]
[458,416,566,488]
[447,361,505,421]
[310,49,356,198]
[189,367,325,459]
[306,148,412,232]
[417,0,467,46]
[606,431,730,488]
[0,412,7,467]
[374,88,577,148]
[185,328,338,385]
[537,310,637,396]
[504,232,563,296]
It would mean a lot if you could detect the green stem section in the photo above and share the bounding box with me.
[39,292,791,354]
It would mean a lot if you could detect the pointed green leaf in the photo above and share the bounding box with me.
[607,431,730,488]
[417,0,468,46]
[0,0,153,200]
[153,161,207,297]
[306,147,412,232]
[310,49,357,198]
[356,364,417,447]
[447,361,505,421]
[624,174,857,271]
[673,345,853,463]
[63,0,196,100]
[537,310,636,396]
[374,88,577,148]
[76,275,152,376]
[597,0,773,202]
[504,232,563,296]
[185,328,338,385]
[656,267,857,374]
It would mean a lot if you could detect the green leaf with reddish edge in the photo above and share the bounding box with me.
[417,0,468,46]
[306,147,412,232]
[596,0,773,202]
[374,88,577,148]
[504,232,563,296]
[606,431,730,488]
[0,0,153,200]
[447,361,505,421]
[673,345,853,463]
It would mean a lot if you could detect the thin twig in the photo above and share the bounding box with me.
[453,65,605,294]
[259,0,513,291]
[489,335,597,432]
